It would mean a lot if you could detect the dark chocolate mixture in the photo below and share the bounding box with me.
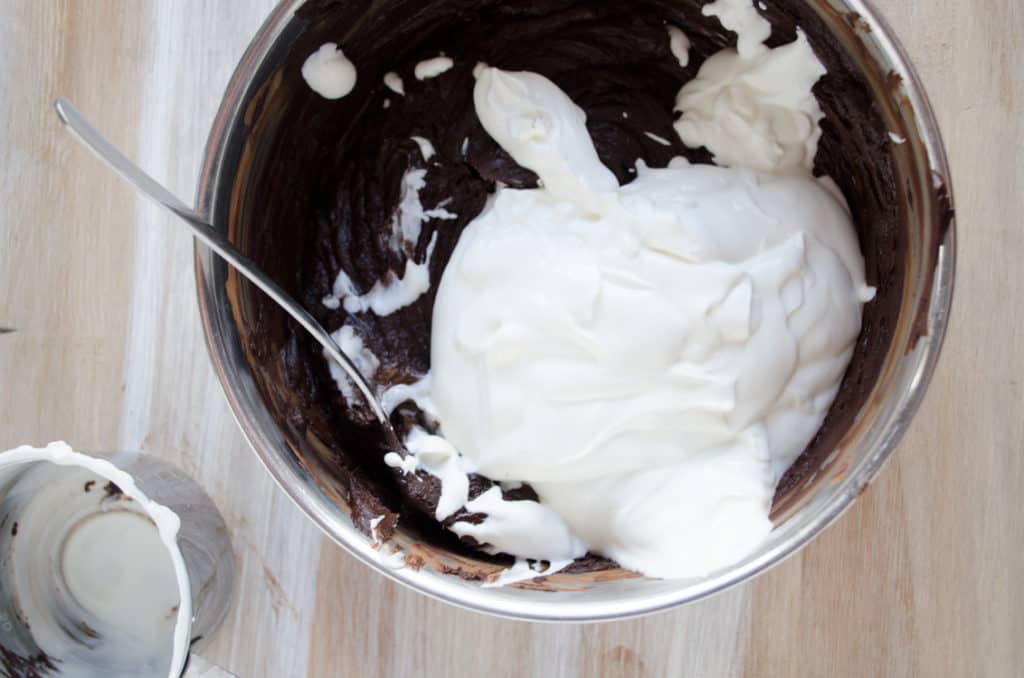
[225,0,906,574]
[0,647,57,678]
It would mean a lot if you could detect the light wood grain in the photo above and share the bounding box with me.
[0,1,1020,676]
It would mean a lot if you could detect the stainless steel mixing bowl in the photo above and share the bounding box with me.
[194,0,955,620]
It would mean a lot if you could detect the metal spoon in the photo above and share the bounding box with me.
[53,97,404,452]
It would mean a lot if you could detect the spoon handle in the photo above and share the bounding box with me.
[53,97,400,447]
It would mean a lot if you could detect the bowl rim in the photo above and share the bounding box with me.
[192,0,956,621]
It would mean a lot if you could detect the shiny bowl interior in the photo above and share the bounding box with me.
[194,0,954,620]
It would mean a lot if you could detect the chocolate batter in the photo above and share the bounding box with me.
[223,0,926,576]
[0,647,57,678]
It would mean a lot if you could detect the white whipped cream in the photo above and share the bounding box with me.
[450,486,585,561]
[325,325,380,406]
[474,68,618,213]
[377,547,407,569]
[378,376,584,563]
[668,25,691,67]
[390,167,457,250]
[301,43,357,100]
[421,55,869,577]
[322,161,458,315]
[322,232,438,314]
[674,6,825,173]
[411,135,436,161]
[482,558,573,588]
[383,71,405,95]
[415,55,454,80]
[380,373,435,417]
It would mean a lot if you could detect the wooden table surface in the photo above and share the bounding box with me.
[0,1,1020,676]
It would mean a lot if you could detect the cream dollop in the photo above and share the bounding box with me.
[423,64,868,578]
[673,31,825,173]
[415,55,455,80]
[301,43,357,100]
[668,25,691,67]
[474,67,619,213]
[673,1,827,173]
